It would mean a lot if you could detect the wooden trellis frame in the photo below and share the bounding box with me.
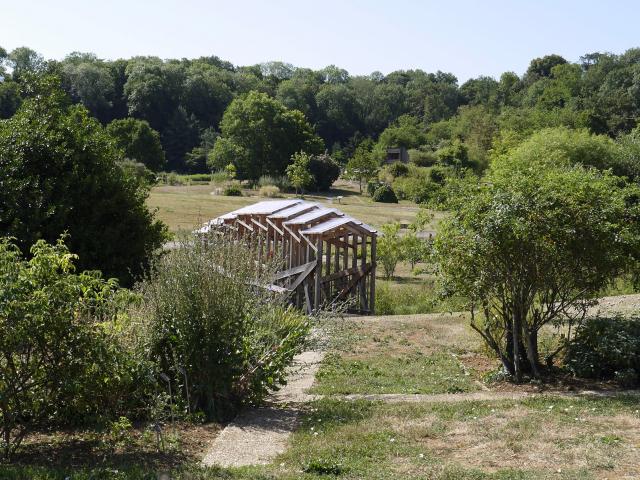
[199,200,377,314]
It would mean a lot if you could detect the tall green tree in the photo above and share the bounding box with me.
[435,159,640,380]
[0,76,167,285]
[107,117,166,171]
[209,91,323,180]
[286,151,313,194]
[345,139,379,193]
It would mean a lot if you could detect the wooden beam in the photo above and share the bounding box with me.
[314,236,323,310]
[273,261,316,281]
[322,263,373,283]
[265,218,284,235]
[335,264,372,301]
[287,261,317,292]
[251,217,268,232]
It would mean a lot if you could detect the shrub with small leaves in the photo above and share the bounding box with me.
[223,183,242,196]
[372,184,398,203]
[387,161,409,177]
[564,316,640,386]
[0,237,142,458]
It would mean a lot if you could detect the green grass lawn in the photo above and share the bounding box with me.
[10,396,637,479]
[311,313,487,395]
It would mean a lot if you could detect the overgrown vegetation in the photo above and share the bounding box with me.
[131,234,310,421]
[0,75,167,285]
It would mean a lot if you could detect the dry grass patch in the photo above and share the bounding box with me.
[8,421,221,472]
[147,180,433,233]
[274,397,640,479]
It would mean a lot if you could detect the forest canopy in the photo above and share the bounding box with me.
[2,47,640,175]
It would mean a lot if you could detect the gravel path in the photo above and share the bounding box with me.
[201,350,324,467]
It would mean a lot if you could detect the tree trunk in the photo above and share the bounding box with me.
[523,327,541,377]
[512,309,523,382]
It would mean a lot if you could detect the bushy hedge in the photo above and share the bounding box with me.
[409,148,438,167]
[372,184,398,203]
[392,177,437,204]
[564,316,640,386]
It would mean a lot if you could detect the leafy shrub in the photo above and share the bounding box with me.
[223,183,242,196]
[409,148,438,167]
[132,235,310,421]
[387,161,409,177]
[118,159,157,187]
[259,185,282,198]
[161,172,185,185]
[0,237,143,458]
[377,223,402,279]
[366,179,384,197]
[564,316,640,386]
[0,77,167,285]
[372,184,398,203]
[308,153,341,191]
[429,165,450,184]
[392,177,436,204]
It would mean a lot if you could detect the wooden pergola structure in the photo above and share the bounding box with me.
[199,200,377,314]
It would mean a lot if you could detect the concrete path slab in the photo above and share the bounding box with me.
[202,350,324,467]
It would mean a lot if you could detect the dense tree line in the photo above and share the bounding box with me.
[2,46,640,175]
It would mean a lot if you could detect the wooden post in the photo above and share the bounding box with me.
[314,236,323,311]
[360,233,367,310]
[370,235,376,314]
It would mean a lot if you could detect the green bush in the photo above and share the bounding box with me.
[0,237,144,458]
[0,76,167,286]
[409,148,438,167]
[429,165,451,184]
[392,176,436,204]
[564,316,640,386]
[132,235,310,421]
[223,183,242,196]
[309,153,341,191]
[366,179,384,197]
[387,161,409,177]
[372,184,398,203]
[185,173,213,183]
[161,172,185,185]
[118,159,157,187]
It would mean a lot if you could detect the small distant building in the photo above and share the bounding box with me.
[384,147,409,164]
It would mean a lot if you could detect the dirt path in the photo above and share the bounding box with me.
[201,350,323,467]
